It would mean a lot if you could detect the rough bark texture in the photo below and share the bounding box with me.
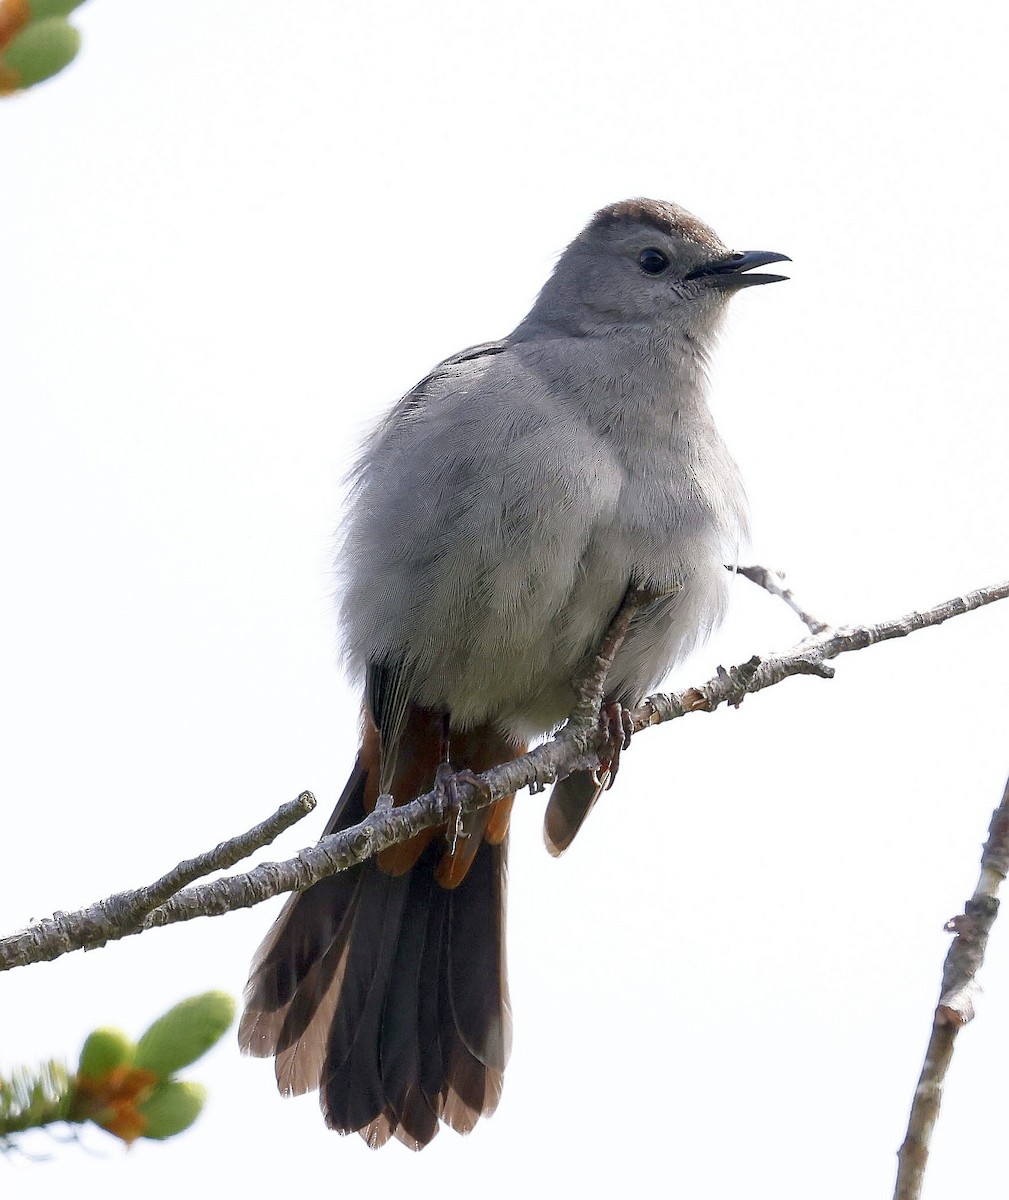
[2,578,1007,974]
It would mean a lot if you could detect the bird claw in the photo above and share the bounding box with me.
[596,700,634,790]
[434,763,491,853]
[590,765,610,791]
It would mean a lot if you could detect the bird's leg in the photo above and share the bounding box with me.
[592,698,636,790]
[572,584,664,790]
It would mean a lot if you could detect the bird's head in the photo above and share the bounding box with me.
[527,198,789,342]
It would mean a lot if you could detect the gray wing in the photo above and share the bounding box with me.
[337,340,626,732]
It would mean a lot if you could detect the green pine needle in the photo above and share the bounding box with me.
[0,1060,73,1145]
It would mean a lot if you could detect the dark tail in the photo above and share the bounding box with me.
[544,768,606,856]
[238,746,512,1149]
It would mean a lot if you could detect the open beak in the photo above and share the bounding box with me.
[685,249,791,289]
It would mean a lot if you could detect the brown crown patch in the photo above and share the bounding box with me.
[590,198,723,251]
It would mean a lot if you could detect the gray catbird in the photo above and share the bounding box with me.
[239,198,788,1148]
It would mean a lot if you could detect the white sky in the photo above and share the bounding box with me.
[3,2,1008,1196]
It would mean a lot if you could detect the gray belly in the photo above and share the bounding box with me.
[427,525,730,741]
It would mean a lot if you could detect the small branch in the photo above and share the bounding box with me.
[643,579,1009,727]
[734,563,831,634]
[114,791,317,927]
[2,581,1007,973]
[893,771,1009,1200]
[0,793,316,970]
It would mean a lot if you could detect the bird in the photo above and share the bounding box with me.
[238,198,788,1149]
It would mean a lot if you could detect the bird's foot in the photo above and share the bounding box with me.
[592,700,635,791]
[434,762,492,853]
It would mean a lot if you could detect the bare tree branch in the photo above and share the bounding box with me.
[734,562,831,634]
[109,791,317,926]
[893,770,1009,1200]
[2,579,1007,974]
[0,793,316,971]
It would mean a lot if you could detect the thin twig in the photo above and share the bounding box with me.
[2,580,1007,972]
[893,771,1009,1200]
[643,579,1009,726]
[0,793,315,970]
[734,563,831,634]
[108,790,317,926]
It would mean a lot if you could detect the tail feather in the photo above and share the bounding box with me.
[274,937,350,1095]
[240,750,371,1022]
[447,837,511,1070]
[374,847,451,1149]
[239,715,517,1148]
[272,875,363,1056]
[320,869,410,1133]
[377,876,441,1147]
[438,839,509,1134]
[543,769,606,857]
[416,873,449,1115]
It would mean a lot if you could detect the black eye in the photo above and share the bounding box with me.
[638,248,670,275]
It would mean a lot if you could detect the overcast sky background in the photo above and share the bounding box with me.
[4,2,1008,1196]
